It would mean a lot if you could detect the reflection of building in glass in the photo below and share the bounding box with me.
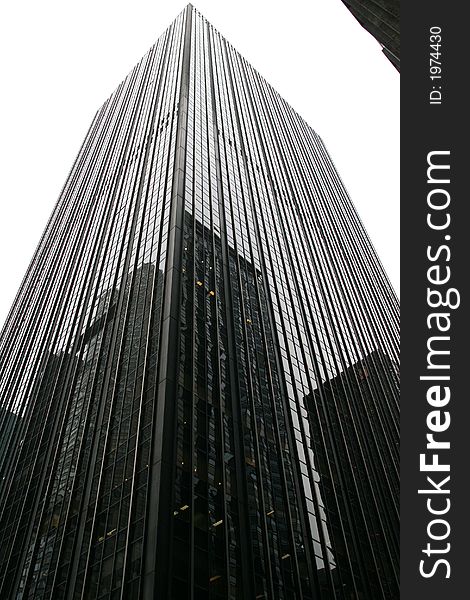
[0,262,161,599]
[340,0,400,70]
[304,351,399,598]
[0,5,399,599]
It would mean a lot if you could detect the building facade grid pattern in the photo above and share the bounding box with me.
[0,5,399,600]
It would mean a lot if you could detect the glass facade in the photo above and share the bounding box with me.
[0,5,399,599]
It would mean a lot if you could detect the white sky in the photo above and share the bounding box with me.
[0,0,399,330]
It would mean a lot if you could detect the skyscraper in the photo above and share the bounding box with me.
[0,4,399,599]
[339,0,400,70]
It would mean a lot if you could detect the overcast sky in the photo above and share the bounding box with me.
[0,0,399,330]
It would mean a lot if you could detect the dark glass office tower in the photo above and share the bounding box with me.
[0,5,399,599]
[340,0,400,70]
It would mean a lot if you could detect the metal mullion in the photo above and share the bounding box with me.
[213,31,275,600]
[137,23,185,600]
[222,41,306,598]
[200,21,231,599]
[113,37,180,600]
[10,51,156,600]
[44,37,167,600]
[273,126,400,469]
[292,131,398,434]
[0,76,134,439]
[188,19,197,600]
[258,67,396,596]
[0,166,118,598]
[205,23,255,600]
[238,56,368,598]
[255,78,398,468]
[0,52,141,492]
[298,124,399,348]
[313,137,399,348]
[232,50,323,598]
[141,8,190,599]
[255,81,387,597]
[0,102,106,359]
[0,102,104,474]
[76,34,176,599]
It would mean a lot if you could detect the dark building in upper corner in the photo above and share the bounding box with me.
[0,5,399,599]
[340,0,400,70]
